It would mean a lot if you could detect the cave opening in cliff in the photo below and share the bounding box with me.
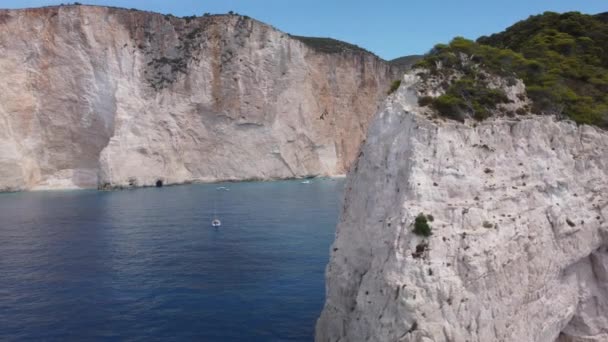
[156,180,163,188]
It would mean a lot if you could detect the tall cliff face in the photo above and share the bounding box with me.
[0,5,399,191]
[316,73,608,341]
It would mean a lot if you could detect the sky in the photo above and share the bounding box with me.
[1,0,605,60]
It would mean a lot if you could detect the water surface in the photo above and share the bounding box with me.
[0,179,343,341]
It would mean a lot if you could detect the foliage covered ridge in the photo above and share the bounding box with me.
[290,35,376,56]
[415,11,608,128]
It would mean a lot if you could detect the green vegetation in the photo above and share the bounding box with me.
[388,80,401,94]
[416,12,608,127]
[413,213,432,237]
[426,72,511,121]
[414,38,523,121]
[290,35,374,55]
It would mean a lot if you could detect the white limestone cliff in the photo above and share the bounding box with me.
[316,72,608,341]
[0,5,399,191]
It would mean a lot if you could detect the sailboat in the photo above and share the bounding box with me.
[211,186,229,228]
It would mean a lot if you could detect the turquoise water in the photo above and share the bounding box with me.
[0,179,344,341]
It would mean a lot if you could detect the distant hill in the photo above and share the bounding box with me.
[389,55,423,69]
[596,12,608,22]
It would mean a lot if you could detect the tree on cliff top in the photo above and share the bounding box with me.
[416,11,608,128]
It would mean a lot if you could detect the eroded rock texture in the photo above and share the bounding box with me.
[317,73,608,342]
[0,5,399,191]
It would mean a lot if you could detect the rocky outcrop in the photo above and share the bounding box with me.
[0,5,400,191]
[316,72,608,341]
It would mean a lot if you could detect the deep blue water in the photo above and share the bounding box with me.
[0,179,344,341]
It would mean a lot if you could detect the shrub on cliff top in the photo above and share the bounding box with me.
[416,12,608,128]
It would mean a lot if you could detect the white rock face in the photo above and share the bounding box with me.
[317,73,608,341]
[0,5,398,191]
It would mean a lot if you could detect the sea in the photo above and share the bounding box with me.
[0,178,344,341]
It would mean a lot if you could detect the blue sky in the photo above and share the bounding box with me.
[2,0,605,60]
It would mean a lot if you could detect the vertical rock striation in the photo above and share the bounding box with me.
[0,5,400,191]
[317,73,608,341]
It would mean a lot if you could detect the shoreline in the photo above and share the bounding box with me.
[0,174,347,195]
